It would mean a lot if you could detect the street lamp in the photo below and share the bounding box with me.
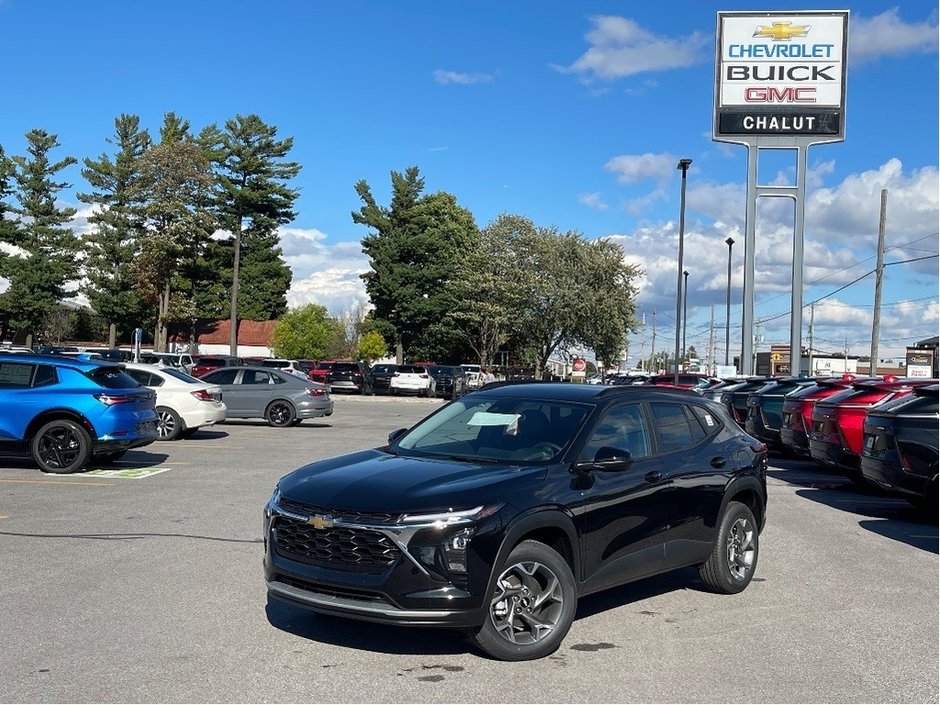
[674,158,692,386]
[725,236,734,366]
[682,270,689,365]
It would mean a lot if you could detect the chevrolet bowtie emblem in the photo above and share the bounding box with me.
[307,514,334,530]
[754,22,811,41]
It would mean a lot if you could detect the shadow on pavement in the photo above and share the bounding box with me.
[575,567,698,620]
[179,429,229,440]
[265,595,469,656]
[218,420,332,429]
[769,458,938,553]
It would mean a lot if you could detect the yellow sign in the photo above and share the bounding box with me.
[771,353,782,361]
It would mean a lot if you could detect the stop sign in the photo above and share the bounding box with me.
[572,358,586,372]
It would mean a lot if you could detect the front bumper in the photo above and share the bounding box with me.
[263,497,498,629]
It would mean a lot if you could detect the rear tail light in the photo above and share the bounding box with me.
[191,389,215,402]
[898,447,913,472]
[420,374,429,379]
[306,387,327,397]
[94,393,138,405]
[393,372,400,377]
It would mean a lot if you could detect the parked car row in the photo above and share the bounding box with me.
[0,354,335,474]
[723,373,937,512]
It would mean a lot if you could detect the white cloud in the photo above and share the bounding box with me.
[850,8,939,65]
[604,152,681,185]
[278,227,370,315]
[557,16,710,81]
[433,69,493,85]
[577,192,608,210]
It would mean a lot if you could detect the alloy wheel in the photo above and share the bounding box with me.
[268,402,292,426]
[489,561,565,645]
[37,426,83,469]
[726,517,756,580]
[157,409,177,438]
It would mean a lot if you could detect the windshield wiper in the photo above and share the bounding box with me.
[441,454,503,465]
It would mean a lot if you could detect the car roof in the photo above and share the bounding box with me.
[0,353,124,372]
[472,381,701,403]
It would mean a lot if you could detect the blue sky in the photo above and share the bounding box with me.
[0,0,937,362]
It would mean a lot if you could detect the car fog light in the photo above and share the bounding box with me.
[442,528,474,573]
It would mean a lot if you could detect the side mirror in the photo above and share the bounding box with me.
[572,446,633,472]
[387,427,408,444]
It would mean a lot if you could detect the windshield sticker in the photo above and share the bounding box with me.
[703,414,715,426]
[467,412,521,435]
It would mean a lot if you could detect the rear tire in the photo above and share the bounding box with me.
[31,420,92,474]
[266,401,296,427]
[471,540,576,661]
[699,501,759,594]
[156,406,182,441]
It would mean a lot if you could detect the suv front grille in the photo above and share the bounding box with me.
[274,516,401,569]
[278,497,400,525]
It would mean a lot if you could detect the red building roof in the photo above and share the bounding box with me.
[170,320,276,347]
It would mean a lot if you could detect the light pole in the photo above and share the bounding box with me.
[682,270,689,366]
[674,158,692,386]
[725,236,734,366]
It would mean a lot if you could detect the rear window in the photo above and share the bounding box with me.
[197,358,226,368]
[398,366,424,374]
[333,363,360,372]
[372,365,397,374]
[261,360,289,368]
[875,394,939,416]
[87,366,141,389]
[162,368,202,384]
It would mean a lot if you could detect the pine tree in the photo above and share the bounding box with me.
[203,114,299,354]
[0,130,79,344]
[78,114,152,346]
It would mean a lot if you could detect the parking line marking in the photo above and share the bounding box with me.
[0,515,9,520]
[0,479,115,487]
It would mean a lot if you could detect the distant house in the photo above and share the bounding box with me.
[169,319,277,358]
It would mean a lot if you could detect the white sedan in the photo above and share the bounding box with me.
[123,363,227,440]
[390,365,437,397]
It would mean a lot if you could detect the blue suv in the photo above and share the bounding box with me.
[0,354,158,473]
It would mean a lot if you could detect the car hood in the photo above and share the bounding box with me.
[278,449,547,514]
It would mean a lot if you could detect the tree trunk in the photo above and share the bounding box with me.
[395,337,403,364]
[108,322,116,349]
[229,223,242,357]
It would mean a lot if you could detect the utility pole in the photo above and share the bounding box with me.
[651,309,657,374]
[708,305,715,375]
[844,338,849,374]
[808,303,815,377]
[870,189,888,375]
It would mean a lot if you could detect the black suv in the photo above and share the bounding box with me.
[264,383,767,660]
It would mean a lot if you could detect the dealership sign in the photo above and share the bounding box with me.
[714,11,848,141]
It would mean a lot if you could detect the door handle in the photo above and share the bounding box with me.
[645,470,663,483]
[710,456,727,469]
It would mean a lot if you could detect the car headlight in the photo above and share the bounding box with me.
[403,505,503,577]
[399,504,502,527]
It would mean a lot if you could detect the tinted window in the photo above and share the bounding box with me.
[32,364,58,388]
[241,370,271,385]
[261,360,289,368]
[0,362,34,388]
[398,366,424,374]
[204,369,238,385]
[126,369,152,386]
[650,402,701,452]
[690,405,721,435]
[162,368,202,384]
[581,404,651,460]
[333,363,360,372]
[87,366,140,389]
[372,365,397,375]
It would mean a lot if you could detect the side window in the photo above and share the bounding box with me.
[271,372,286,384]
[0,362,36,388]
[207,369,238,385]
[580,404,651,461]
[690,405,720,436]
[32,364,58,388]
[126,369,151,386]
[650,402,703,453]
[242,370,271,385]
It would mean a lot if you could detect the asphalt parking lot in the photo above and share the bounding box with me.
[1,396,937,703]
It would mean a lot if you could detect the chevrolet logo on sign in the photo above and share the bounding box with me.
[307,514,334,530]
[753,22,810,41]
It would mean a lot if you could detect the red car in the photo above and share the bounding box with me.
[808,376,935,480]
[306,360,335,384]
[190,354,244,378]
[779,375,862,457]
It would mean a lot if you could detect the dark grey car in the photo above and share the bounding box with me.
[201,367,333,427]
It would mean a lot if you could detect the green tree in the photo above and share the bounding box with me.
[575,238,640,371]
[0,129,79,345]
[78,114,152,347]
[451,213,529,369]
[357,329,387,363]
[0,144,15,341]
[354,167,477,362]
[202,115,300,354]
[271,303,344,360]
[132,116,216,351]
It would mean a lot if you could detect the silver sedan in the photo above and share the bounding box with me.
[200,366,333,426]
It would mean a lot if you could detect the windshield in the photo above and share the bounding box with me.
[394,396,591,464]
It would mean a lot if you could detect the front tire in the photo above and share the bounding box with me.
[266,400,296,427]
[31,420,92,474]
[699,501,759,594]
[156,406,182,441]
[471,540,577,661]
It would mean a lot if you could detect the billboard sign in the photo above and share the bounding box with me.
[906,348,935,378]
[714,10,848,142]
